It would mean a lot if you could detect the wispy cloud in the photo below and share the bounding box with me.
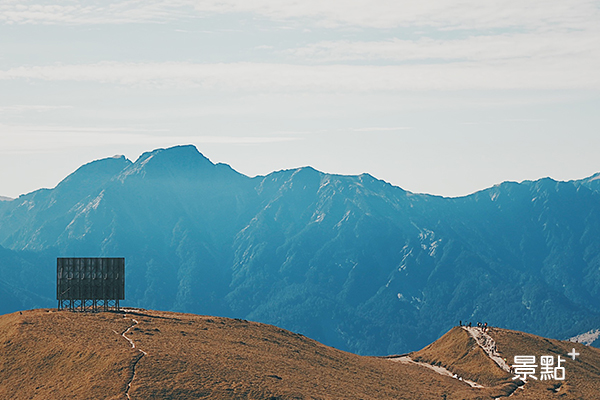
[3,2,597,94]
[255,45,274,50]
[204,0,600,31]
[0,124,168,133]
[286,31,600,63]
[0,125,299,154]
[1,60,598,91]
[0,104,73,113]
[352,127,412,132]
[0,0,189,25]
[1,0,598,31]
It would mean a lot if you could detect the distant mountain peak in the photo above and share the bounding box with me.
[133,145,213,169]
[119,145,244,183]
[586,172,600,181]
[134,144,210,164]
[572,171,600,194]
[55,155,132,191]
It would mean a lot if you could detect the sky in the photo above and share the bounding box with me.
[1,0,599,199]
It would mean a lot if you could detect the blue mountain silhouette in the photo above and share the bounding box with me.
[1,145,599,354]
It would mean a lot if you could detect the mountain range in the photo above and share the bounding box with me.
[1,145,599,355]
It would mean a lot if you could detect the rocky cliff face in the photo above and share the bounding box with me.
[1,145,599,354]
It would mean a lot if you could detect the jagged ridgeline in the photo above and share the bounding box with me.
[1,145,600,354]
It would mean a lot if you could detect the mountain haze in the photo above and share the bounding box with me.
[1,145,599,355]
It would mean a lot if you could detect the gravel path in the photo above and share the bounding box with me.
[388,355,484,388]
[463,326,511,372]
[115,317,148,400]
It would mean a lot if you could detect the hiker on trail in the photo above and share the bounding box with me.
[459,320,462,326]
[483,322,488,332]
[468,322,471,327]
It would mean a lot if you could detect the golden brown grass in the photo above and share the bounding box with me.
[489,327,600,399]
[411,327,514,387]
[0,309,134,399]
[1,310,599,399]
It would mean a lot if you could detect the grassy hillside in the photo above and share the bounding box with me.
[490,327,600,399]
[1,309,599,399]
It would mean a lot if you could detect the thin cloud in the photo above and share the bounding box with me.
[0,105,73,113]
[504,119,546,123]
[255,45,274,50]
[1,60,598,91]
[0,126,300,154]
[353,127,412,132]
[286,31,600,63]
[0,125,168,133]
[0,1,190,25]
[1,0,598,32]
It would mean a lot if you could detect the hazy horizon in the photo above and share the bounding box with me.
[1,1,599,198]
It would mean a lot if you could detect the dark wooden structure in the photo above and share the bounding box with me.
[57,257,124,311]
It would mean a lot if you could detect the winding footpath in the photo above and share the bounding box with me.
[388,327,522,398]
[463,327,524,399]
[389,355,483,388]
[463,327,511,372]
[114,317,148,400]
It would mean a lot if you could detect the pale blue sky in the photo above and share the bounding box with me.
[1,0,599,198]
